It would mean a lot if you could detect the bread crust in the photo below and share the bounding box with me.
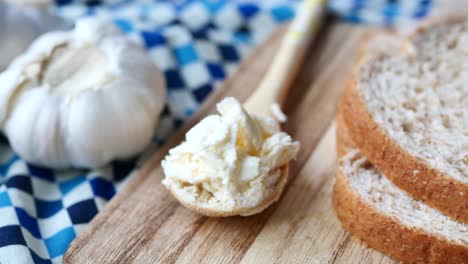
[333,169,468,264]
[340,21,468,222]
[168,165,289,217]
[336,111,354,158]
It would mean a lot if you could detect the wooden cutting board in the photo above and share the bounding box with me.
[63,20,398,263]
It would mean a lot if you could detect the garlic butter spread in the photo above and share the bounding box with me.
[162,97,300,212]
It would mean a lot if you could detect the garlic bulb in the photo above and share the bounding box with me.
[0,17,166,168]
[0,0,67,70]
[0,2,40,69]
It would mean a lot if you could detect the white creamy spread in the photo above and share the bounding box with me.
[162,97,300,212]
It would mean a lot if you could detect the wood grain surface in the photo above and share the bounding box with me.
[63,21,398,263]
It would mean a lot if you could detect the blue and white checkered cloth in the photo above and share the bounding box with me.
[0,0,434,263]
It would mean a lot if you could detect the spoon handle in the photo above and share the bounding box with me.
[243,0,326,120]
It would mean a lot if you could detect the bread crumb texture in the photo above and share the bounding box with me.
[359,20,468,184]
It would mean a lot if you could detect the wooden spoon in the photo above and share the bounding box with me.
[167,0,326,217]
[244,0,326,118]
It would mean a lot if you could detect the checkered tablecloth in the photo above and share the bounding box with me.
[0,0,434,263]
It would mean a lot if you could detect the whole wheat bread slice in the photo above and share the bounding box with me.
[341,18,468,222]
[334,150,468,263]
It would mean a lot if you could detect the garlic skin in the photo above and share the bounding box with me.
[0,17,166,169]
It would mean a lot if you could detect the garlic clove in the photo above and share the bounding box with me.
[64,84,158,167]
[0,68,24,125]
[4,88,69,168]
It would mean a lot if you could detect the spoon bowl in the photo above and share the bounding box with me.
[168,165,289,217]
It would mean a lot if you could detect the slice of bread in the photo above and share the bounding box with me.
[334,150,468,263]
[341,19,468,222]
